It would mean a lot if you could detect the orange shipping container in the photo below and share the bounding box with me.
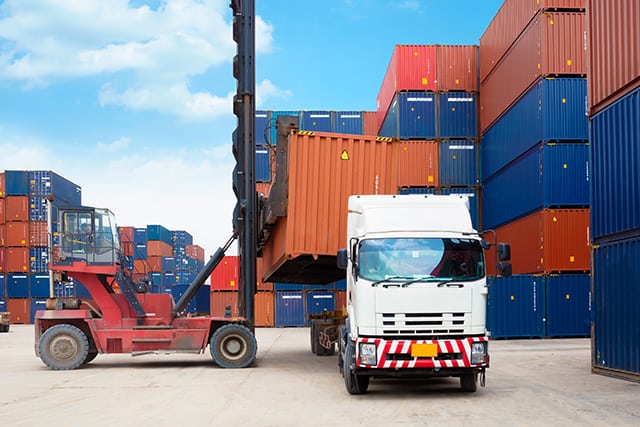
[437,45,479,92]
[335,290,347,312]
[480,0,586,82]
[256,257,273,291]
[210,291,239,318]
[397,140,439,187]
[486,208,590,275]
[119,226,135,243]
[362,111,377,137]
[256,182,272,198]
[133,259,147,275]
[5,221,29,247]
[0,198,4,224]
[4,247,29,272]
[146,256,164,272]
[147,240,173,257]
[7,298,30,324]
[261,130,402,284]
[185,244,204,261]
[5,196,29,222]
[29,221,48,247]
[122,241,134,257]
[254,291,275,327]
[480,12,586,133]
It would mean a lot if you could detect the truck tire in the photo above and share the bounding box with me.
[0,324,9,333]
[343,341,369,394]
[82,350,98,366]
[460,373,478,392]
[210,324,257,368]
[310,321,318,354]
[38,324,89,370]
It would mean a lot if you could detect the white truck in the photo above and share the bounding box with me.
[335,194,511,394]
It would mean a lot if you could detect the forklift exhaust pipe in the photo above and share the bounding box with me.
[172,234,237,319]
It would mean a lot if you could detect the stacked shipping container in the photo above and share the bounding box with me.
[0,170,82,323]
[479,0,589,339]
[587,0,640,380]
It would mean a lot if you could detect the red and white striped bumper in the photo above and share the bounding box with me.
[357,336,489,369]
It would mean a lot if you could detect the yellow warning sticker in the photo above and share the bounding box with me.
[341,150,349,160]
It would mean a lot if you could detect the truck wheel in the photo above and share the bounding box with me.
[310,321,318,354]
[460,373,478,392]
[343,341,369,394]
[210,324,257,368]
[0,324,9,333]
[38,324,89,370]
[315,324,335,356]
[82,350,98,365]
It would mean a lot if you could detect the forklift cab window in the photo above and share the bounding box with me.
[61,212,94,259]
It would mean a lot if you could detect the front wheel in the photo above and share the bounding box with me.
[460,373,478,392]
[210,324,257,368]
[38,324,89,370]
[343,341,369,394]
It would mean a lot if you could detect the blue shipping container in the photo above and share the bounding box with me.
[7,273,29,298]
[482,142,590,229]
[592,236,640,378]
[53,281,75,298]
[332,111,364,135]
[256,147,271,183]
[162,272,176,287]
[0,274,5,298]
[133,243,147,260]
[0,299,6,312]
[146,225,173,245]
[171,230,193,246]
[439,93,478,139]
[30,298,48,323]
[305,291,336,326]
[487,275,546,339]
[482,77,588,181]
[545,274,591,337]
[590,86,640,241]
[3,170,29,196]
[133,228,147,244]
[439,140,479,186]
[275,291,305,327]
[379,92,437,139]
[256,110,271,147]
[300,111,332,132]
[29,273,51,298]
[28,170,82,204]
[161,257,176,272]
[397,187,439,195]
[29,247,49,273]
[194,285,211,314]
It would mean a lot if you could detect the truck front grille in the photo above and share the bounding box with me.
[378,312,468,336]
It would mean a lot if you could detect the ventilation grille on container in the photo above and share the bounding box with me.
[378,312,468,336]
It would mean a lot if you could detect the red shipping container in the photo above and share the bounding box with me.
[5,221,29,247]
[5,196,29,222]
[0,198,4,224]
[146,256,164,272]
[256,182,272,198]
[29,221,48,247]
[480,12,586,133]
[185,244,205,261]
[0,224,4,246]
[397,140,439,187]
[4,247,29,273]
[480,0,586,82]
[210,291,239,318]
[362,111,377,137]
[254,291,275,327]
[486,208,590,275]
[7,298,30,324]
[0,172,4,198]
[119,226,135,243]
[122,241,134,257]
[587,0,640,114]
[210,256,239,291]
[437,45,479,92]
[147,240,173,257]
[0,247,3,270]
[256,257,273,291]
[377,45,438,130]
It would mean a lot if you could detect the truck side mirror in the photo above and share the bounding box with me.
[480,239,491,250]
[337,249,348,270]
[497,262,512,277]
[497,243,511,261]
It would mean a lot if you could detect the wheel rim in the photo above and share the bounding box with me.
[221,335,246,361]
[50,335,78,361]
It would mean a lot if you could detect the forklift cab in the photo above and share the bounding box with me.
[57,206,120,265]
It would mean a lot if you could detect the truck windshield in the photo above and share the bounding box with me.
[357,238,484,282]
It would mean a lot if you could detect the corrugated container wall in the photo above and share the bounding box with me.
[396,140,439,187]
[590,86,640,241]
[379,92,437,139]
[545,273,591,337]
[480,0,586,82]
[587,0,640,114]
[481,77,588,180]
[332,111,364,135]
[480,12,586,133]
[485,209,590,275]
[438,93,478,139]
[439,140,478,186]
[482,143,589,229]
[436,45,479,92]
[592,236,640,378]
[274,291,305,327]
[300,111,332,133]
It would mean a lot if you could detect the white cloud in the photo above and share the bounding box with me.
[256,79,292,108]
[97,137,131,153]
[0,0,284,119]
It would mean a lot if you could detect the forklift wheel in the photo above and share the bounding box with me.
[38,324,89,370]
[210,324,257,369]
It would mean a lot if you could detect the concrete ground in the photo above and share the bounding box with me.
[1,325,639,426]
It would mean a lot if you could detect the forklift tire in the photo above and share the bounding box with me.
[38,324,89,370]
[210,324,257,369]
[343,341,369,394]
[82,350,99,366]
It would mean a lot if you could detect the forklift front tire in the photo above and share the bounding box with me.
[38,324,89,370]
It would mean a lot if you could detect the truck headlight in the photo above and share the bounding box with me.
[471,342,487,365]
[359,342,377,366]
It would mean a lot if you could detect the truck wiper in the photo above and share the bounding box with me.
[436,280,464,288]
[370,276,414,287]
[400,276,438,287]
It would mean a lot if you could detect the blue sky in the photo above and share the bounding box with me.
[0,0,503,256]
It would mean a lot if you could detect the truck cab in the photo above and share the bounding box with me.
[337,194,510,394]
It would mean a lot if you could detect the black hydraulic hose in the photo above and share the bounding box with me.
[172,234,237,319]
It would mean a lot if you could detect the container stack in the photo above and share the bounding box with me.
[587,0,640,380]
[376,44,482,229]
[209,256,275,327]
[479,0,590,338]
[118,225,209,314]
[0,170,81,324]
